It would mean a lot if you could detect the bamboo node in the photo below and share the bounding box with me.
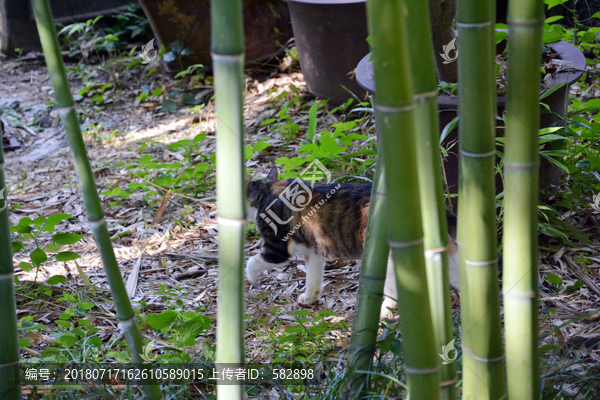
[459,149,496,158]
[465,259,497,266]
[440,377,458,387]
[0,271,15,279]
[414,89,438,101]
[210,52,245,62]
[0,360,20,368]
[456,21,493,28]
[504,162,538,172]
[217,216,247,226]
[57,105,75,117]
[88,217,106,229]
[404,366,440,374]
[388,237,424,249]
[507,19,544,28]
[462,345,505,363]
[503,291,537,299]
[374,103,415,114]
[424,246,448,255]
[119,315,137,325]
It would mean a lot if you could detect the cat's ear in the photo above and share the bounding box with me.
[265,166,279,181]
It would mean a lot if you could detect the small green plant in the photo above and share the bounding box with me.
[174,63,205,80]
[139,285,212,362]
[78,82,114,105]
[545,273,584,292]
[11,214,83,285]
[101,133,214,208]
[57,4,150,59]
[264,310,346,363]
[162,40,196,71]
[14,48,23,64]
[275,118,374,182]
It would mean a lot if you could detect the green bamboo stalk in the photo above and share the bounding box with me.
[211,1,246,399]
[503,0,543,398]
[0,123,21,399]
[347,156,389,395]
[367,0,440,398]
[456,0,506,398]
[405,0,457,398]
[30,1,162,398]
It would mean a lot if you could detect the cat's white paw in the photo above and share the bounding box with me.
[298,291,320,305]
[380,297,397,319]
[246,256,260,284]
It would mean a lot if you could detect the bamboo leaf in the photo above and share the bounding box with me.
[540,81,567,100]
[307,102,318,142]
[440,116,459,144]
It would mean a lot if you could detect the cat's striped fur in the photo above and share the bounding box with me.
[246,167,460,318]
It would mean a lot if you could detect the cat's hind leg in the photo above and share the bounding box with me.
[380,253,398,319]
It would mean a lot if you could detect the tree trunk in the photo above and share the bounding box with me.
[429,0,458,83]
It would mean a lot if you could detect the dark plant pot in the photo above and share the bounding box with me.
[284,0,369,106]
[0,0,136,53]
[138,0,293,71]
[356,39,585,197]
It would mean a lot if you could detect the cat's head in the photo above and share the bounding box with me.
[246,167,279,220]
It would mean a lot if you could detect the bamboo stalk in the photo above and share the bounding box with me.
[30,1,162,398]
[456,0,507,397]
[0,123,21,399]
[347,157,389,395]
[503,0,544,398]
[366,0,440,398]
[405,0,457,398]
[211,1,246,399]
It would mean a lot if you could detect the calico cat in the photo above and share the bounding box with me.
[246,167,460,318]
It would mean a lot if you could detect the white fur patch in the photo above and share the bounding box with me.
[448,250,460,290]
[246,254,287,284]
[246,203,258,223]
